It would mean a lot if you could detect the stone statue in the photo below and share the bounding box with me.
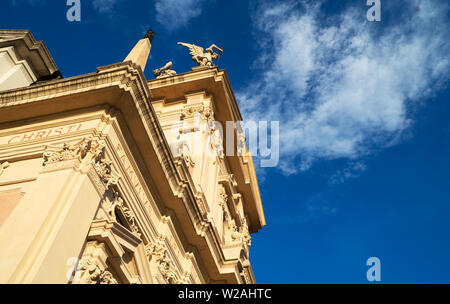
[177,42,223,68]
[144,29,155,42]
[153,61,177,79]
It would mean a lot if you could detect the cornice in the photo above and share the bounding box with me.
[0,30,59,78]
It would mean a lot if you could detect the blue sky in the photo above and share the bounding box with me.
[2,0,450,283]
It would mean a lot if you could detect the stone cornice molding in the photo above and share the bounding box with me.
[0,30,59,78]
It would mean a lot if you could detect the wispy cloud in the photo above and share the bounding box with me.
[329,161,367,185]
[239,0,450,175]
[271,189,340,225]
[11,0,46,6]
[92,0,117,13]
[155,0,207,30]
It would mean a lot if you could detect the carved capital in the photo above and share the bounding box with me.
[145,241,183,284]
[226,217,251,247]
[79,259,118,284]
[181,104,213,121]
[43,137,119,188]
[145,242,167,264]
[43,137,100,165]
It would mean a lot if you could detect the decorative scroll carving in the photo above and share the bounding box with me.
[172,135,195,167]
[229,219,241,242]
[145,242,182,284]
[114,192,141,236]
[43,137,99,164]
[145,242,166,264]
[98,191,141,237]
[79,260,118,284]
[240,218,252,247]
[220,184,252,246]
[180,271,192,284]
[43,142,82,163]
[94,158,117,188]
[181,104,213,121]
[159,252,181,284]
[43,137,118,188]
[0,161,10,176]
[229,174,238,187]
[226,217,251,247]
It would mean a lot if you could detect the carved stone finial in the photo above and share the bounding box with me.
[177,42,223,68]
[144,29,155,42]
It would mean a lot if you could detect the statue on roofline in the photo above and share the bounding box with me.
[177,42,223,68]
[153,61,177,79]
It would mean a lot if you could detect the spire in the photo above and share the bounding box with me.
[124,29,155,71]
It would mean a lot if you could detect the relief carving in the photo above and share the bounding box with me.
[43,137,118,188]
[226,217,251,247]
[145,242,166,264]
[98,191,141,237]
[209,127,224,159]
[218,184,230,221]
[79,259,118,284]
[240,218,252,247]
[181,104,213,121]
[94,157,118,188]
[172,135,195,167]
[43,137,93,164]
[237,131,247,156]
[145,242,182,284]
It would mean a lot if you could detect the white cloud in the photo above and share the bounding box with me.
[239,0,450,175]
[92,0,117,13]
[155,0,206,30]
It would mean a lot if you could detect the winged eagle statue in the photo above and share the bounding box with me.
[177,42,223,68]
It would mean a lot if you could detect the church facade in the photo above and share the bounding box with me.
[0,30,265,284]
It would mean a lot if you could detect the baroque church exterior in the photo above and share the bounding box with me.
[0,29,265,284]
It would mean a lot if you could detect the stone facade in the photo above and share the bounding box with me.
[0,30,265,284]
